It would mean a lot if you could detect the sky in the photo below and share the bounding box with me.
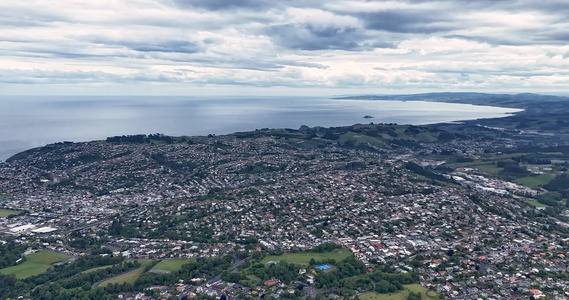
[1,0,569,96]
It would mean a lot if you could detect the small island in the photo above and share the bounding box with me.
[363,115,374,119]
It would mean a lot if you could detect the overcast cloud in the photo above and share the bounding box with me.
[1,0,569,95]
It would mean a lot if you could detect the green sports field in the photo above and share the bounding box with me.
[516,174,555,187]
[0,250,70,279]
[153,259,196,272]
[526,200,549,207]
[0,208,21,218]
[260,249,353,265]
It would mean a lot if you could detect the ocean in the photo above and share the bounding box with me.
[0,96,521,161]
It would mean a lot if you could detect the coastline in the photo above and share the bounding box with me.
[0,95,528,162]
[3,111,520,164]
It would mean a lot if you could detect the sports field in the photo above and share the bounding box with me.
[0,208,21,218]
[0,250,70,279]
[526,200,549,207]
[516,174,555,187]
[153,259,196,272]
[260,249,352,265]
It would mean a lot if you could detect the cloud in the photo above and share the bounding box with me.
[171,0,274,11]
[356,10,456,34]
[88,38,203,54]
[1,0,569,94]
[266,24,366,51]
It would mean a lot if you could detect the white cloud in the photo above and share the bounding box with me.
[1,0,569,94]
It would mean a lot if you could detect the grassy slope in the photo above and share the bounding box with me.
[81,264,114,274]
[99,267,146,287]
[339,132,384,147]
[0,250,70,279]
[261,249,353,265]
[97,260,156,287]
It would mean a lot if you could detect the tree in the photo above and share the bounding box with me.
[407,292,421,300]
[82,282,91,291]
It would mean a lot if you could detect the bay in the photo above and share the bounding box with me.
[0,96,521,161]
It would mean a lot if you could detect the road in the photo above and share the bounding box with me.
[207,256,250,285]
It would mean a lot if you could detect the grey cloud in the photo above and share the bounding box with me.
[0,8,70,28]
[0,69,120,84]
[170,0,329,11]
[2,0,569,93]
[410,0,569,13]
[444,34,533,46]
[88,38,202,54]
[343,1,567,45]
[546,32,569,42]
[171,0,273,11]
[265,23,394,51]
[447,28,569,46]
[125,40,201,54]
[148,55,285,71]
[356,10,455,34]
[0,16,50,27]
[0,69,184,85]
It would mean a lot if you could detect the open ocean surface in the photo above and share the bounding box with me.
[0,96,521,161]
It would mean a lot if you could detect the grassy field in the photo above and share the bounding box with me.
[0,208,21,218]
[360,284,439,300]
[526,200,549,207]
[406,284,439,299]
[153,259,195,272]
[361,291,408,300]
[446,161,503,176]
[444,152,533,176]
[0,250,70,279]
[261,249,352,265]
[339,132,384,147]
[81,264,114,274]
[516,174,555,187]
[99,267,146,287]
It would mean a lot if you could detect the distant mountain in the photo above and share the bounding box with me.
[335,92,569,109]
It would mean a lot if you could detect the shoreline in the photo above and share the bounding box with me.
[2,112,520,163]
[0,95,529,162]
